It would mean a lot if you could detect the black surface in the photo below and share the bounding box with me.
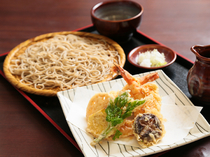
[1,26,209,155]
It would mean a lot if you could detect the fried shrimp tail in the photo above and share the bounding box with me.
[115,64,159,86]
[115,64,160,100]
[115,64,139,85]
[139,72,159,85]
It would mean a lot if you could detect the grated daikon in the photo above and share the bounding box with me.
[137,49,167,67]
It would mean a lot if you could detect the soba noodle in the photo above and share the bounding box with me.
[9,34,121,90]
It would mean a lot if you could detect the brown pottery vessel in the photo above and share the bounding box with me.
[187,45,210,104]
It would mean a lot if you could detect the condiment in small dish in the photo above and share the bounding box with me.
[128,44,177,69]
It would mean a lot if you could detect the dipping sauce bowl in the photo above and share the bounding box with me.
[91,0,143,43]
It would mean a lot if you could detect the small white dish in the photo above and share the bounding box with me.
[57,70,210,157]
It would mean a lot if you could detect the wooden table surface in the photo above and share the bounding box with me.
[1,0,210,156]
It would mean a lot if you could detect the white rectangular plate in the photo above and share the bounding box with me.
[57,70,210,157]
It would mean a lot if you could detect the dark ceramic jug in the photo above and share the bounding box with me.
[187,45,210,104]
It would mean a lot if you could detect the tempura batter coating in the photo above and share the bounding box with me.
[86,91,117,120]
[87,109,109,138]
[86,66,165,147]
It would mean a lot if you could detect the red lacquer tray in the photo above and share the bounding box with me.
[1,24,208,157]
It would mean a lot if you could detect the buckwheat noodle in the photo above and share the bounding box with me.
[9,34,121,90]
